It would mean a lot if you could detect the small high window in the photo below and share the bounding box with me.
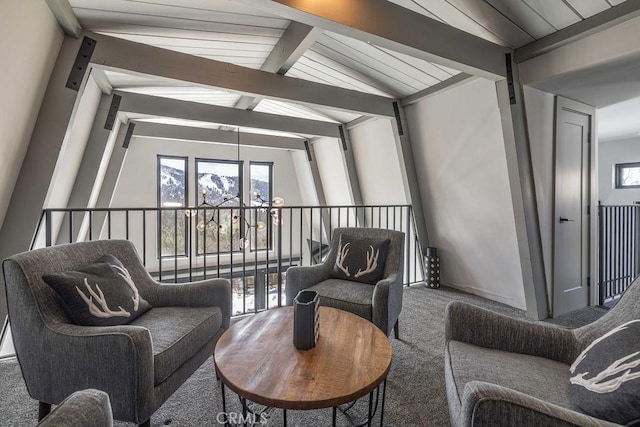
[615,162,640,189]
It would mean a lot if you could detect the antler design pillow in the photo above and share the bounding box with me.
[43,254,151,326]
[570,319,640,425]
[332,234,390,284]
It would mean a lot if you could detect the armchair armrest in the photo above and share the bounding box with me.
[144,278,232,328]
[445,301,578,364]
[372,273,402,334]
[38,389,113,427]
[27,323,154,422]
[459,381,620,427]
[285,263,332,305]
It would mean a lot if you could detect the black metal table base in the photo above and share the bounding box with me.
[219,379,387,426]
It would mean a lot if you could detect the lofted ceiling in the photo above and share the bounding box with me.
[65,0,631,137]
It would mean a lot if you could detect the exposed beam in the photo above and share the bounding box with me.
[115,91,341,138]
[390,107,430,252]
[86,31,395,117]
[235,22,322,110]
[515,0,640,63]
[241,0,510,79]
[133,122,306,151]
[495,57,549,320]
[306,141,328,208]
[401,73,477,107]
[56,94,115,244]
[45,0,82,38]
[266,22,322,74]
[338,127,365,226]
[89,68,113,95]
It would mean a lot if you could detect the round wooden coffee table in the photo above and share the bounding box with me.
[214,306,392,426]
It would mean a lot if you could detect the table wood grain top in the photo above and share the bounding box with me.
[214,306,392,410]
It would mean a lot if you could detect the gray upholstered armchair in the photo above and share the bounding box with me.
[444,277,640,426]
[3,240,231,427]
[38,389,112,427]
[286,227,404,337]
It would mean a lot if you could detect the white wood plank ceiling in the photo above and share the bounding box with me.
[68,0,628,133]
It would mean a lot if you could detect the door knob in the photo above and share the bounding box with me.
[559,217,574,223]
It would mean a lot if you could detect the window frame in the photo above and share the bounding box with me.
[156,155,189,259]
[194,157,244,256]
[615,161,640,189]
[249,161,274,252]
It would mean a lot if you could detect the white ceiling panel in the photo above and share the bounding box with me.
[118,87,241,108]
[483,0,557,39]
[377,47,459,81]
[311,107,363,124]
[73,9,286,38]
[445,0,535,47]
[564,0,610,19]
[71,0,285,69]
[389,0,509,45]
[287,54,394,98]
[105,70,242,107]
[519,0,581,30]
[69,0,289,27]
[315,33,437,96]
[253,99,339,123]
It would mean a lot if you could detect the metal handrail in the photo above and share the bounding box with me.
[33,204,425,316]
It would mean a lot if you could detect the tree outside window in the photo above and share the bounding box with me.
[616,162,640,189]
[250,162,273,251]
[157,156,188,258]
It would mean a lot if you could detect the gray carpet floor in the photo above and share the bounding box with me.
[0,285,606,426]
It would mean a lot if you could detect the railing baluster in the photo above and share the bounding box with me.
[34,204,423,313]
[67,212,72,244]
[174,209,178,283]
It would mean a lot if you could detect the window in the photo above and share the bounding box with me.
[195,158,243,254]
[615,162,640,189]
[250,162,273,250]
[157,156,188,257]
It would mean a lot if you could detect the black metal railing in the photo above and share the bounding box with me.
[598,204,640,305]
[32,205,425,316]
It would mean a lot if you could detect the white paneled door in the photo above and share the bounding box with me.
[553,97,594,317]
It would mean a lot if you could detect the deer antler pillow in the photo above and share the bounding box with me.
[43,254,151,326]
[331,234,390,284]
[570,319,640,425]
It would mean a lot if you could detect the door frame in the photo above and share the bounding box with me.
[553,96,598,313]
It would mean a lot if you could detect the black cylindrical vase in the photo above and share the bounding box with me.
[424,247,440,289]
[293,290,320,350]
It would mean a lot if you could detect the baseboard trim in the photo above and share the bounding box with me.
[445,281,516,305]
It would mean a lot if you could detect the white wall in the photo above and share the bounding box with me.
[0,1,63,229]
[349,118,409,205]
[109,136,305,270]
[312,137,353,205]
[44,77,102,242]
[598,136,640,204]
[405,78,527,310]
[523,86,555,301]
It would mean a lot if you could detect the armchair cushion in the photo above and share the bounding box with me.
[308,279,374,320]
[331,235,390,284]
[446,341,574,416]
[130,306,222,385]
[43,255,151,326]
[569,320,640,425]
